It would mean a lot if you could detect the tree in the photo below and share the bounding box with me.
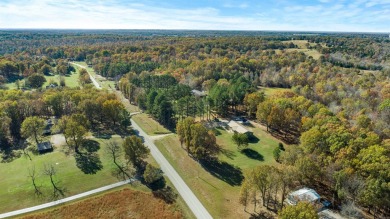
[273,147,281,162]
[43,164,65,199]
[61,115,88,153]
[232,132,249,150]
[27,74,46,88]
[21,116,45,145]
[122,136,150,168]
[143,164,164,190]
[278,202,319,219]
[244,92,265,118]
[103,99,125,126]
[105,140,132,180]
[189,123,219,160]
[28,165,42,196]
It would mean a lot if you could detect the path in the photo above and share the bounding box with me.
[70,62,101,89]
[131,119,213,219]
[0,179,134,219]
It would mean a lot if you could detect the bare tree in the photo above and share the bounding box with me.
[28,166,42,196]
[43,164,65,199]
[105,140,133,180]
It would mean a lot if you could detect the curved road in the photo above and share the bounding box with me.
[131,119,213,219]
[70,62,101,89]
[0,179,134,218]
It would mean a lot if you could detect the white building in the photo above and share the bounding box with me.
[286,188,321,206]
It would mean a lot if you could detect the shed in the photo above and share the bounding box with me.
[286,188,321,206]
[37,141,53,154]
[191,89,207,97]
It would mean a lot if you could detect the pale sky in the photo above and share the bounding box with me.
[0,0,389,32]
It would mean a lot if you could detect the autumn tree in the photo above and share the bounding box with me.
[278,202,319,219]
[21,116,45,145]
[232,132,249,150]
[27,74,46,89]
[122,136,150,169]
[244,92,265,118]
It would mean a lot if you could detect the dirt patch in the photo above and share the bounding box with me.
[21,188,183,219]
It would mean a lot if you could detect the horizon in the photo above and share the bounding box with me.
[1,0,389,32]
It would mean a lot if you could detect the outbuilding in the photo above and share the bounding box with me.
[37,141,53,154]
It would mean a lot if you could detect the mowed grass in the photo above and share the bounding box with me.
[4,71,80,90]
[258,86,291,96]
[154,124,284,219]
[72,61,116,90]
[20,186,184,219]
[132,113,171,136]
[0,135,126,213]
[279,40,323,60]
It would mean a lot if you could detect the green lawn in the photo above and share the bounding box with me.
[4,71,80,90]
[154,123,284,219]
[132,113,171,136]
[0,135,125,213]
[71,62,116,90]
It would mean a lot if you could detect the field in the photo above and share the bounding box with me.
[132,113,171,136]
[280,40,323,60]
[4,70,80,90]
[258,86,291,96]
[0,135,125,213]
[20,186,184,219]
[72,62,116,90]
[154,122,285,218]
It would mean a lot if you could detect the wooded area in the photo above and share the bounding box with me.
[0,30,389,218]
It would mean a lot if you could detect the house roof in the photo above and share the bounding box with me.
[228,120,250,134]
[287,188,320,205]
[191,89,207,97]
[37,141,53,151]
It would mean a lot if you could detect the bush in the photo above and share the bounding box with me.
[279,142,285,151]
[273,147,281,162]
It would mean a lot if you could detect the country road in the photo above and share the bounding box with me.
[70,62,101,89]
[0,179,134,219]
[131,119,213,219]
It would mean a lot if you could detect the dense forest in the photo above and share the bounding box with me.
[0,30,389,218]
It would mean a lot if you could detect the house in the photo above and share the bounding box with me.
[37,141,53,154]
[45,83,58,89]
[286,188,321,206]
[191,89,207,98]
[228,120,252,135]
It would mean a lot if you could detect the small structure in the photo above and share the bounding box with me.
[191,89,207,98]
[228,120,251,135]
[45,84,58,89]
[37,141,53,154]
[286,188,321,206]
[42,118,54,135]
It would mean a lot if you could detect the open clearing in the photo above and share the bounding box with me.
[258,86,291,96]
[280,40,323,59]
[20,186,183,219]
[0,135,124,213]
[154,122,285,218]
[132,113,171,136]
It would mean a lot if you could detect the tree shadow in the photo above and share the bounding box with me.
[249,211,275,219]
[152,186,178,204]
[74,152,103,174]
[82,139,100,153]
[241,148,264,161]
[220,148,236,160]
[248,134,260,143]
[200,158,244,186]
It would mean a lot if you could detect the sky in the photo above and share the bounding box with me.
[0,0,389,32]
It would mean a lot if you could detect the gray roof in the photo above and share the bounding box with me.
[287,188,321,205]
[191,89,207,97]
[37,141,53,151]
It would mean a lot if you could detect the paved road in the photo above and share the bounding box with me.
[131,119,213,219]
[70,62,102,89]
[0,179,134,219]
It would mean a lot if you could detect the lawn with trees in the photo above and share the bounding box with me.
[0,30,389,218]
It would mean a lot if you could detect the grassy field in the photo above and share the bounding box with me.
[0,135,126,213]
[20,186,184,219]
[258,86,291,96]
[132,113,171,136]
[72,62,115,90]
[154,123,284,218]
[280,40,323,60]
[4,71,80,90]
